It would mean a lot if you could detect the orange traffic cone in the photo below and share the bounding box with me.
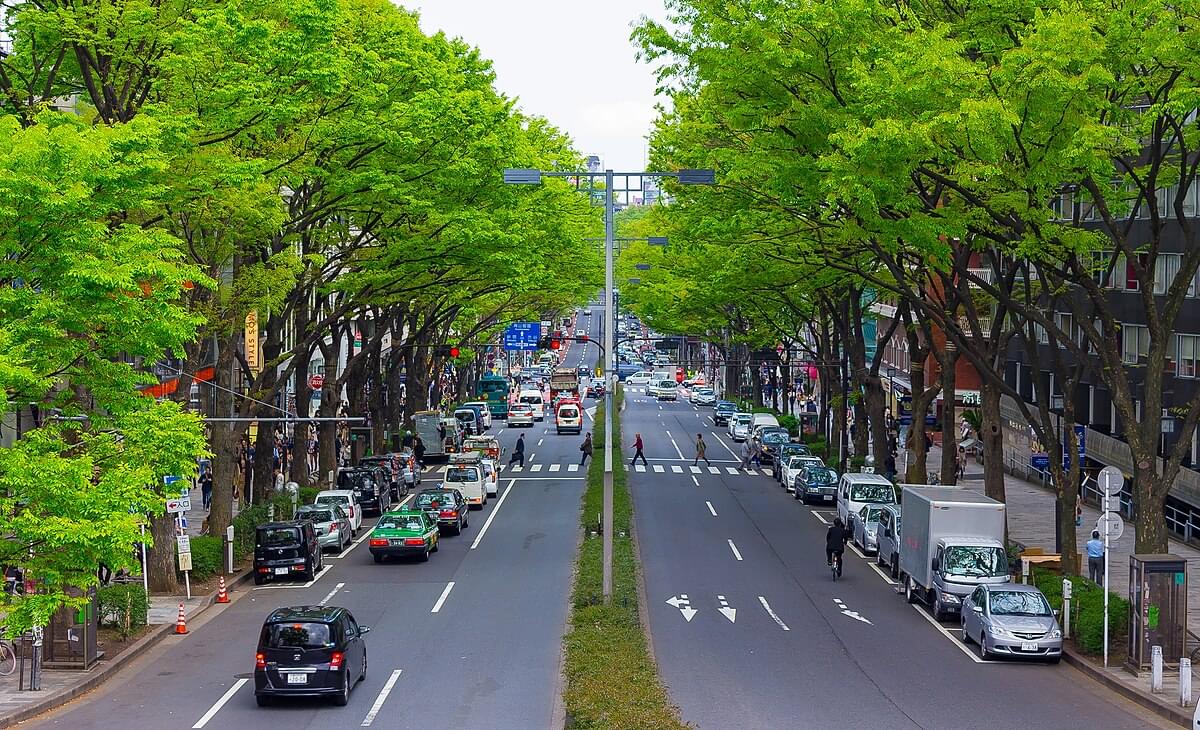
[174,602,188,634]
[215,576,230,604]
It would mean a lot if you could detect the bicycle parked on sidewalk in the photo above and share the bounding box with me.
[0,628,16,677]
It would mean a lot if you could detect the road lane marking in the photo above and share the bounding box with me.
[834,598,873,625]
[653,465,664,473]
[471,479,515,550]
[192,678,248,728]
[664,430,685,459]
[510,465,523,472]
[727,539,743,561]
[758,596,790,631]
[549,463,561,472]
[909,603,986,663]
[708,466,720,474]
[711,432,738,457]
[360,669,404,726]
[811,510,829,525]
[319,582,346,606]
[431,581,456,613]
[692,475,700,486]
[568,464,579,472]
[635,465,646,472]
[689,465,701,473]
[726,467,739,474]
[706,501,718,516]
[671,465,683,473]
[537,438,543,446]
[530,464,543,472]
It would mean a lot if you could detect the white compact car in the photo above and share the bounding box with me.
[508,403,535,427]
[313,489,363,536]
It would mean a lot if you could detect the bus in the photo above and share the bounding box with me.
[477,374,510,418]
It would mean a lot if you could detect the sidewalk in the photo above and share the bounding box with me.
[924,443,1199,725]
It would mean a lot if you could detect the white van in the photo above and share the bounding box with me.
[556,402,583,434]
[627,371,655,385]
[836,472,897,527]
[517,389,545,420]
[444,452,487,509]
[750,413,781,438]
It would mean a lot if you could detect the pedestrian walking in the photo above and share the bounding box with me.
[693,433,710,466]
[273,466,285,493]
[1087,530,1105,584]
[630,432,647,466]
[200,470,213,510]
[750,435,762,466]
[740,439,755,470]
[413,436,426,468]
[956,446,967,480]
[580,433,593,466]
[509,434,526,468]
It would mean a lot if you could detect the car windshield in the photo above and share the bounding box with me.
[298,510,333,523]
[761,432,788,445]
[989,591,1052,616]
[266,622,332,649]
[850,484,895,503]
[559,408,579,417]
[859,506,883,523]
[807,468,836,485]
[943,546,1009,578]
[416,492,453,507]
[258,527,300,547]
[315,496,348,508]
[446,467,479,482]
[735,414,752,424]
[378,515,425,531]
[519,395,541,404]
[787,457,808,468]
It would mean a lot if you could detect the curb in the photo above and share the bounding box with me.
[1061,646,1193,728]
[0,569,254,729]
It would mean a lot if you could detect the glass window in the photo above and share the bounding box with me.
[265,622,333,649]
[988,591,1053,616]
[1054,313,1073,349]
[1155,253,1182,295]
[942,546,1008,578]
[849,484,896,503]
[377,515,425,531]
[446,468,479,482]
[1122,324,1150,364]
[1178,334,1200,379]
[297,509,333,523]
[258,527,300,547]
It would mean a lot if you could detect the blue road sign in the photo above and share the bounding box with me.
[504,322,541,351]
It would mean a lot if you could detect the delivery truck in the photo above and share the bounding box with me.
[549,367,580,401]
[898,486,1011,620]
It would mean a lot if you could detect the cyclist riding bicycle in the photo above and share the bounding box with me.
[826,517,850,567]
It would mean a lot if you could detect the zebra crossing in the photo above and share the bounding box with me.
[632,463,773,477]
[419,460,773,478]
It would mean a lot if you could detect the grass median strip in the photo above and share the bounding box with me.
[563,389,687,729]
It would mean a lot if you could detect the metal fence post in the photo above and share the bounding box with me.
[1152,645,1163,693]
[1180,657,1192,707]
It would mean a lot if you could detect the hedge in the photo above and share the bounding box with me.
[182,536,223,581]
[1033,569,1128,655]
[97,583,149,639]
[778,414,799,436]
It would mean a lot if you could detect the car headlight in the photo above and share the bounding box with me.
[991,626,1017,639]
[1048,629,1062,639]
[940,593,961,604]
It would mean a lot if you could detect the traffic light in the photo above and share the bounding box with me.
[549,337,561,350]
[449,346,461,358]
[434,344,462,357]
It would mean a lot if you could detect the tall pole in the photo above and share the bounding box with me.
[602,169,615,602]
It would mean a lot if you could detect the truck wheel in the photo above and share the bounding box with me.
[904,577,916,604]
[890,558,899,580]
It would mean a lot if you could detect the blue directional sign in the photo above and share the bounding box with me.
[504,322,541,351]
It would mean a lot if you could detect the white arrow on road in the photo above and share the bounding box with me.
[834,598,873,625]
[717,594,736,623]
[666,594,698,622]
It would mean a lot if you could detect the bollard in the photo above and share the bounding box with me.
[1062,578,1073,640]
[1022,559,1030,585]
[1152,645,1164,693]
[225,525,235,575]
[268,503,275,522]
[30,625,43,691]
[1181,657,1192,707]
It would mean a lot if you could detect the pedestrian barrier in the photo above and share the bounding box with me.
[174,603,188,635]
[215,576,230,604]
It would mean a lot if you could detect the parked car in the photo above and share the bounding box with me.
[368,508,439,563]
[357,455,401,501]
[728,413,753,441]
[771,442,813,481]
[254,605,370,706]
[508,403,535,427]
[875,504,902,578]
[295,504,352,553]
[794,465,838,504]
[851,504,886,554]
[337,467,391,516]
[253,521,322,585]
[714,401,737,426]
[413,488,469,535]
[313,490,362,536]
[454,406,484,436]
[835,472,896,528]
[692,388,716,405]
[757,429,790,466]
[960,583,1062,663]
[396,450,421,490]
[780,454,823,490]
[460,401,493,429]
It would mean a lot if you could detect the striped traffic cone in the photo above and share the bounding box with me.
[215,576,230,604]
[174,602,188,634]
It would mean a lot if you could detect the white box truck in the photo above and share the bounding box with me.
[899,486,1011,620]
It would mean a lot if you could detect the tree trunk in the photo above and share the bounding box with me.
[289,302,313,486]
[906,360,937,483]
[750,364,763,408]
[145,512,179,593]
[206,337,240,537]
[979,380,1006,504]
[939,348,959,485]
[865,371,889,472]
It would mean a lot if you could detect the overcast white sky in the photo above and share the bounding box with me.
[401,0,670,171]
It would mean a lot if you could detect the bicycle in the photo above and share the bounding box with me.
[831,551,844,581]
[0,629,16,677]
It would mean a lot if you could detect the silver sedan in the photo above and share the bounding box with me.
[961,584,1063,663]
[296,504,352,553]
[851,504,884,554]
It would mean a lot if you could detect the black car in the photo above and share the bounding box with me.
[254,605,370,707]
[757,429,791,471]
[358,456,402,501]
[794,465,839,504]
[337,467,391,516]
[412,488,469,535]
[254,521,322,585]
[713,401,737,426]
[772,442,812,481]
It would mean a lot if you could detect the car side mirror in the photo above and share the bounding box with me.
[972,605,983,614]
[360,625,372,635]
[931,558,940,572]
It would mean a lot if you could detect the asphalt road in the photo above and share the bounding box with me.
[28,316,601,730]
[625,383,1171,730]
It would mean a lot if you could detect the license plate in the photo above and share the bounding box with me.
[286,673,307,685]
[823,495,833,501]
[274,567,289,575]
[1021,642,1038,652]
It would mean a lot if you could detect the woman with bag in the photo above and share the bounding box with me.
[580,433,593,466]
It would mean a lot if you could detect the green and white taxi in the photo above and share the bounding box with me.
[367,508,440,563]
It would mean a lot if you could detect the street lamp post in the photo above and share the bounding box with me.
[504,167,713,603]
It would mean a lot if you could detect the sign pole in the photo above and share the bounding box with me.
[1103,486,1110,668]
[602,169,615,604]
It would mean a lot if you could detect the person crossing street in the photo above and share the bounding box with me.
[693,433,710,467]
[509,433,526,468]
[580,432,593,466]
[630,432,648,466]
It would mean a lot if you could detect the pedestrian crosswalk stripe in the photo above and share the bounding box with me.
[708,467,720,474]
[689,465,701,473]
[635,465,647,472]
[726,467,739,474]
[653,465,665,473]
[761,469,772,477]
[671,465,683,473]
[530,464,543,472]
[549,464,561,472]
[567,464,579,472]
[511,466,523,472]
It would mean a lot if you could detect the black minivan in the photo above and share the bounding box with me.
[254,521,322,585]
[255,605,370,706]
[337,467,391,516]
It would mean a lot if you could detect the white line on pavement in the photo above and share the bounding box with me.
[708,466,720,474]
[811,510,829,525]
[689,465,701,473]
[909,604,986,663]
[758,596,790,631]
[726,466,739,474]
[691,475,700,486]
[706,501,717,516]
[727,539,743,561]
[653,465,664,473]
[318,582,346,606]
[471,480,515,550]
[360,669,404,726]
[711,432,739,457]
[670,465,683,473]
[192,678,248,728]
[431,581,456,613]
[537,438,543,446]
[664,430,684,459]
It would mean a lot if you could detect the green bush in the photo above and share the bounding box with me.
[183,536,223,581]
[850,455,867,469]
[778,414,799,436]
[298,486,320,506]
[1033,569,1128,655]
[97,583,149,638]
